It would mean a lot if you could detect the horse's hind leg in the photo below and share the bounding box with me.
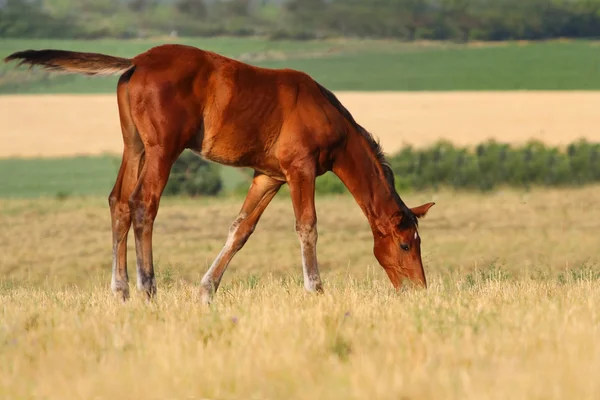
[108,77,144,301]
[128,147,176,300]
[108,146,144,300]
[199,173,283,305]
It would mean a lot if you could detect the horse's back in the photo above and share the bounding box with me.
[125,43,347,175]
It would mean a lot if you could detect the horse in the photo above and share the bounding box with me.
[4,44,435,304]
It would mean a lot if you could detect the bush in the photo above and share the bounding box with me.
[315,172,347,195]
[163,150,222,197]
[388,139,600,192]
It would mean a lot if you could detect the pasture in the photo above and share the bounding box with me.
[2,187,600,399]
[2,37,600,399]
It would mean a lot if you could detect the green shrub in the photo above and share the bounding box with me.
[163,150,222,197]
[388,139,600,192]
[315,172,347,195]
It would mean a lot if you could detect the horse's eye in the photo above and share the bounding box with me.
[400,243,410,251]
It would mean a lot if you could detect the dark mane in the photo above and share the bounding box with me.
[315,81,418,227]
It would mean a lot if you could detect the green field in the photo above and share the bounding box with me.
[1,38,600,93]
[0,155,249,198]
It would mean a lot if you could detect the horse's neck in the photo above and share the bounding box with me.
[332,132,398,236]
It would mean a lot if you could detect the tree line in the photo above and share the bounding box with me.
[2,0,600,41]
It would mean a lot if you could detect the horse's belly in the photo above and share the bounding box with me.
[198,136,284,180]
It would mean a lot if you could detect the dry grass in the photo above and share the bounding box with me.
[2,92,600,158]
[2,186,600,285]
[2,187,600,399]
[2,279,599,400]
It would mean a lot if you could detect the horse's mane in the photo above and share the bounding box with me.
[315,81,418,227]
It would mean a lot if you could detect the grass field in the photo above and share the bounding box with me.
[2,38,600,93]
[2,186,599,285]
[0,155,119,198]
[0,154,247,198]
[2,187,600,398]
[2,278,599,399]
[3,36,600,399]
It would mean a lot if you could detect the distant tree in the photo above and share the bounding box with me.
[0,0,79,38]
[284,0,327,31]
[176,0,208,19]
[128,0,156,12]
[5,0,600,41]
[224,0,251,17]
[78,0,120,16]
[324,0,396,38]
[390,0,434,41]
[442,0,484,42]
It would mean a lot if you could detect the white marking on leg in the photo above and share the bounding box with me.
[297,224,321,292]
[111,252,118,293]
[110,217,129,299]
[136,253,144,291]
[200,234,234,291]
[132,206,147,292]
[111,227,118,293]
[200,213,247,303]
[136,268,155,294]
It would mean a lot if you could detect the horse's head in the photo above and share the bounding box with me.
[373,202,435,289]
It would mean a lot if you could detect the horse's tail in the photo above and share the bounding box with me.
[4,49,133,77]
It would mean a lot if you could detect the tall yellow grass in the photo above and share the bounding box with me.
[2,187,600,399]
[2,278,599,399]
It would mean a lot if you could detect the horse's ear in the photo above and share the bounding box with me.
[390,210,403,226]
[411,202,435,219]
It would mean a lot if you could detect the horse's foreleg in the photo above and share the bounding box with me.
[286,165,323,294]
[199,173,282,305]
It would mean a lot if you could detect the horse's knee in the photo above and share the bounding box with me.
[227,214,256,252]
[110,194,132,237]
[233,223,256,250]
[128,194,157,227]
[108,190,119,211]
[295,221,317,244]
[108,194,115,209]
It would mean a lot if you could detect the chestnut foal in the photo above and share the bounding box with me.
[5,44,435,303]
